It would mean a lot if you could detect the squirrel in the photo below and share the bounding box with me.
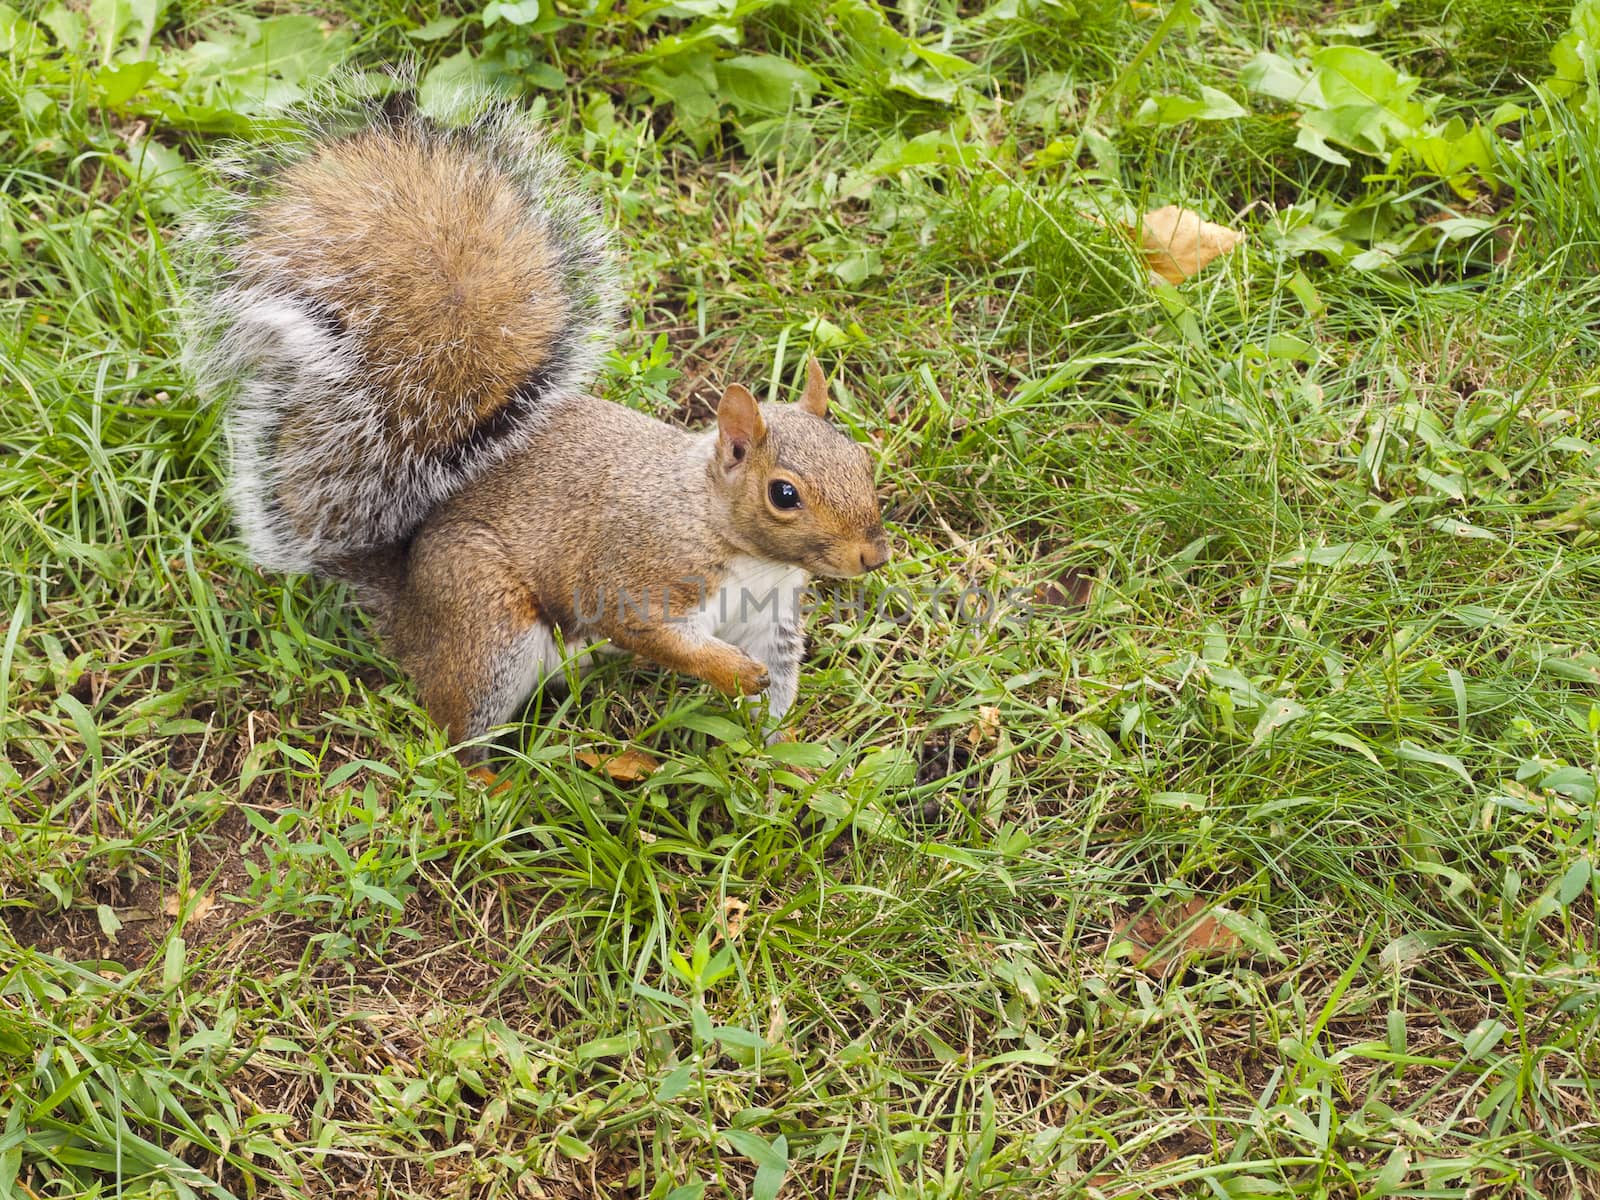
[180,89,889,760]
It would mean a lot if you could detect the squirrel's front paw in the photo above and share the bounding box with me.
[735,656,771,695]
[692,643,770,696]
[712,654,769,696]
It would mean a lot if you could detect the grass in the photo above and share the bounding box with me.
[3,0,1600,1197]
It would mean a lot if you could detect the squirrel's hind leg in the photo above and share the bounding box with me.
[387,520,565,763]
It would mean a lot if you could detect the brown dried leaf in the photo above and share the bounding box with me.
[1032,565,1095,612]
[1492,224,1518,268]
[1137,205,1243,285]
[162,889,217,926]
[707,895,751,949]
[576,748,659,782]
[468,766,514,795]
[1111,896,1242,974]
[722,896,749,940]
[968,705,1001,748]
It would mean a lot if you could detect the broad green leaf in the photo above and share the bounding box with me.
[554,1134,593,1160]
[1552,0,1600,82]
[94,59,159,108]
[1311,46,1418,110]
[655,1063,693,1101]
[1403,121,1496,189]
[765,740,837,769]
[1558,858,1592,907]
[39,3,85,52]
[1266,332,1317,362]
[832,0,974,103]
[352,880,403,911]
[20,88,55,124]
[629,22,739,63]
[1301,103,1410,158]
[177,14,355,119]
[972,1048,1059,1071]
[1015,70,1071,129]
[1311,730,1381,765]
[1210,907,1286,961]
[715,54,820,115]
[867,128,981,175]
[658,0,736,14]
[1379,933,1432,970]
[1241,50,1324,106]
[1393,740,1473,786]
[0,4,45,55]
[637,52,720,148]
[722,1128,786,1169]
[419,50,511,119]
[162,935,186,989]
[521,61,566,90]
[1373,1146,1410,1196]
[1540,766,1596,802]
[407,16,463,39]
[1273,542,1395,568]
[1348,246,1398,270]
[713,1025,767,1049]
[57,693,100,766]
[847,744,916,786]
[1250,697,1309,748]
[888,66,963,102]
[830,248,883,285]
[88,0,166,56]
[723,1128,789,1200]
[754,1139,789,1200]
[1135,85,1248,124]
[1461,1018,1507,1060]
[1294,124,1353,166]
[575,1032,637,1062]
[484,0,541,24]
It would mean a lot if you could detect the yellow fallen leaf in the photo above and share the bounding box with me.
[576,748,659,782]
[1138,205,1243,285]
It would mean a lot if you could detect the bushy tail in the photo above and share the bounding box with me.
[179,83,618,577]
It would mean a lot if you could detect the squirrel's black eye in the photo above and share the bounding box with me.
[769,480,801,510]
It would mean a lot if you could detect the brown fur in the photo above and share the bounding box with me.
[240,129,567,448]
[374,366,887,757]
[187,93,880,757]
[386,517,544,742]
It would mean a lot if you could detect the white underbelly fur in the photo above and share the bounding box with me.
[698,556,808,650]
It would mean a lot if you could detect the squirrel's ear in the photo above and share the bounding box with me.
[798,357,829,418]
[717,383,766,469]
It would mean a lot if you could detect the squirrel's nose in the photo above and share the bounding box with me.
[859,537,890,573]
